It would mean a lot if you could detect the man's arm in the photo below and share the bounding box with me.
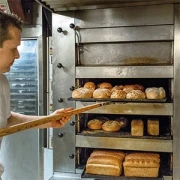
[7,108,73,129]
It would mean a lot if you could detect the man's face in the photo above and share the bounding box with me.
[0,26,21,73]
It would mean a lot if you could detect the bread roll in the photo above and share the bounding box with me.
[111,85,124,93]
[93,88,111,98]
[145,87,166,99]
[102,120,121,132]
[86,156,123,176]
[84,82,96,92]
[97,82,112,90]
[126,90,146,100]
[147,119,159,136]
[123,152,160,177]
[87,119,103,130]
[131,119,144,136]
[72,87,93,98]
[110,90,126,99]
[123,84,144,93]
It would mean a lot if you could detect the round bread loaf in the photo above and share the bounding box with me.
[145,87,166,99]
[102,120,121,132]
[72,87,93,98]
[97,82,113,90]
[111,85,124,93]
[93,88,111,98]
[88,119,103,130]
[84,82,96,92]
[123,84,144,93]
[126,90,146,100]
[110,90,126,99]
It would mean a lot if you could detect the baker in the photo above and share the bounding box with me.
[0,11,72,179]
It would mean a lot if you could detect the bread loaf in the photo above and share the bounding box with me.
[126,90,146,100]
[84,82,96,92]
[93,88,111,98]
[110,90,126,99]
[86,156,123,176]
[123,84,144,93]
[131,120,144,136]
[87,119,103,130]
[97,82,113,90]
[102,120,121,132]
[145,87,166,99]
[123,152,160,177]
[147,119,159,136]
[72,87,93,98]
[111,85,124,93]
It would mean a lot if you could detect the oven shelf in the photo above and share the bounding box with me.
[79,129,171,140]
[68,97,167,103]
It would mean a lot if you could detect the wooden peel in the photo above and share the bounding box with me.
[0,101,111,137]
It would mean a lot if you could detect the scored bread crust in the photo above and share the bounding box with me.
[72,87,93,98]
[87,119,103,130]
[110,90,126,99]
[145,87,166,99]
[102,120,121,132]
[126,90,146,100]
[93,88,111,98]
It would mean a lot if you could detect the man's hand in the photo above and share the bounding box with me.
[48,108,73,128]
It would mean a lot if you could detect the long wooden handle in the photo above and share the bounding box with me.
[0,102,110,137]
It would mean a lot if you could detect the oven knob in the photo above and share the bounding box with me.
[69,23,75,29]
[70,121,75,126]
[69,86,75,91]
[57,63,64,68]
[58,133,64,138]
[69,154,75,159]
[58,98,63,103]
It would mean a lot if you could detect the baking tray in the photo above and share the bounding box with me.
[81,168,164,180]
[79,130,172,140]
[68,97,167,103]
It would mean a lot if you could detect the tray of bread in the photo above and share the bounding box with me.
[70,82,167,103]
[82,150,163,179]
[80,117,171,140]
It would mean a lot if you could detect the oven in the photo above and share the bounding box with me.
[51,3,180,180]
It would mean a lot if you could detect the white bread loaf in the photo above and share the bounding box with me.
[145,87,166,99]
[72,87,93,98]
[93,88,111,98]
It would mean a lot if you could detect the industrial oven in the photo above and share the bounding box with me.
[50,3,180,180]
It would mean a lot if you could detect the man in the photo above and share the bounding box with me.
[0,11,72,178]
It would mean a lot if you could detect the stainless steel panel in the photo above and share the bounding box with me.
[173,4,180,179]
[76,66,173,78]
[76,102,173,116]
[80,42,172,65]
[52,12,76,173]
[79,25,173,43]
[76,135,173,152]
[75,4,173,28]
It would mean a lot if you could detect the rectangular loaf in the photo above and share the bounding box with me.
[147,119,159,136]
[131,119,144,136]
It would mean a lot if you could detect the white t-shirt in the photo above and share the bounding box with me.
[0,74,11,177]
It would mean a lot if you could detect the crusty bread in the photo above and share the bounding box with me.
[93,88,111,98]
[110,90,126,99]
[84,82,96,92]
[126,90,146,100]
[72,87,93,98]
[131,120,144,136]
[97,82,113,90]
[111,85,124,93]
[86,156,123,176]
[123,152,160,177]
[91,150,125,161]
[102,120,121,132]
[123,84,144,93]
[87,119,103,130]
[147,119,159,136]
[145,87,166,99]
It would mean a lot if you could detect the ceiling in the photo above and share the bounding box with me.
[35,0,180,12]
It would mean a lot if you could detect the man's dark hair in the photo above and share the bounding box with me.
[0,11,23,47]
